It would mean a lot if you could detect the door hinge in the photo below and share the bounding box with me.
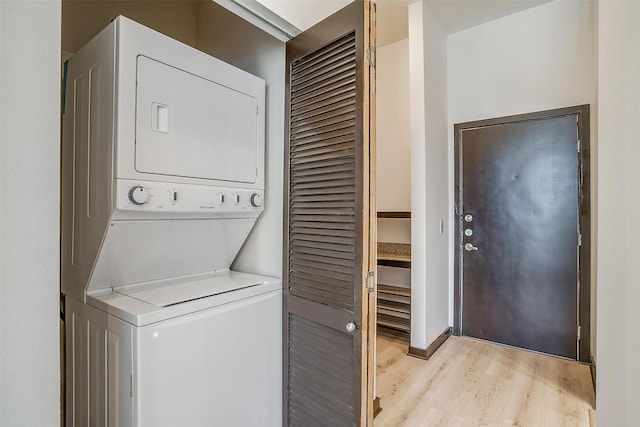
[577,325,582,340]
[578,233,582,247]
[365,271,375,294]
[577,139,581,153]
[367,45,376,68]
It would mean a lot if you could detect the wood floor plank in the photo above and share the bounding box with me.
[374,334,596,427]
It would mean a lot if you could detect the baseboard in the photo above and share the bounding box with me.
[407,327,452,360]
[590,354,596,399]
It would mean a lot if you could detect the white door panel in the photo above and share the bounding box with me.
[135,56,258,183]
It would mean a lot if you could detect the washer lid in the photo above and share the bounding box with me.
[114,272,270,307]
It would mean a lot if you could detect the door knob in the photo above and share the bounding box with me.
[345,322,357,332]
[464,243,479,251]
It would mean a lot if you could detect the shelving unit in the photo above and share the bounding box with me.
[376,212,411,336]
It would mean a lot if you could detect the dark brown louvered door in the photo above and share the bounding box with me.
[283,1,376,426]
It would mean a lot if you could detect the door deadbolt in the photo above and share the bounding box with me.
[464,214,473,223]
[345,322,357,332]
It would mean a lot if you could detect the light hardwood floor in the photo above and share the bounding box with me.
[374,331,596,427]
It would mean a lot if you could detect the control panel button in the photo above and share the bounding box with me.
[128,186,149,205]
[170,190,178,203]
[250,193,263,208]
[217,193,225,205]
[232,193,240,205]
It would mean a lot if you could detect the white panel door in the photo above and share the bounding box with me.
[135,56,258,183]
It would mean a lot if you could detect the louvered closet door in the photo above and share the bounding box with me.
[284,1,376,426]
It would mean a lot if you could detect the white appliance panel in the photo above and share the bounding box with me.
[61,23,116,302]
[113,179,263,217]
[88,273,282,327]
[135,56,258,183]
[66,297,134,427]
[136,290,282,427]
[87,219,255,292]
[116,273,270,307]
[67,285,282,427]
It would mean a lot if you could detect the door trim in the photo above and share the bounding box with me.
[364,0,376,423]
[453,104,591,363]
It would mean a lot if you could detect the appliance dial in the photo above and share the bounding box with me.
[250,193,263,208]
[128,186,149,205]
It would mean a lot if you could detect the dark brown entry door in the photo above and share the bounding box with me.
[455,109,583,360]
[283,1,376,425]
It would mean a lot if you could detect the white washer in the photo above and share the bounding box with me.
[61,17,281,426]
[67,272,281,426]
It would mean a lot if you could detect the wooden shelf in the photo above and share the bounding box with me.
[378,259,411,268]
[378,284,411,298]
[376,282,411,336]
[378,300,411,315]
[376,215,411,336]
[377,315,411,333]
[377,211,411,219]
[378,293,410,305]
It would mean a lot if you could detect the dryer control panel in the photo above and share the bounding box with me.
[115,179,263,214]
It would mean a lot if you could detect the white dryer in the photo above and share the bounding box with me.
[61,17,281,426]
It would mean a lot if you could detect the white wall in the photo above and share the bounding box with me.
[409,1,450,350]
[376,38,411,289]
[0,0,61,424]
[377,39,411,214]
[377,38,411,245]
[446,0,597,349]
[447,0,595,124]
[596,1,640,425]
[196,1,285,279]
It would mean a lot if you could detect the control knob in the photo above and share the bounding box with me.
[128,186,150,206]
[250,193,263,208]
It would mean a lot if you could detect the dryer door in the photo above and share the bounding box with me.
[135,56,258,183]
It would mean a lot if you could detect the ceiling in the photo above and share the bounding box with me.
[255,0,351,33]
[257,0,553,46]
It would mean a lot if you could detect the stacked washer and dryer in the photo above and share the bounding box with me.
[61,16,281,426]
